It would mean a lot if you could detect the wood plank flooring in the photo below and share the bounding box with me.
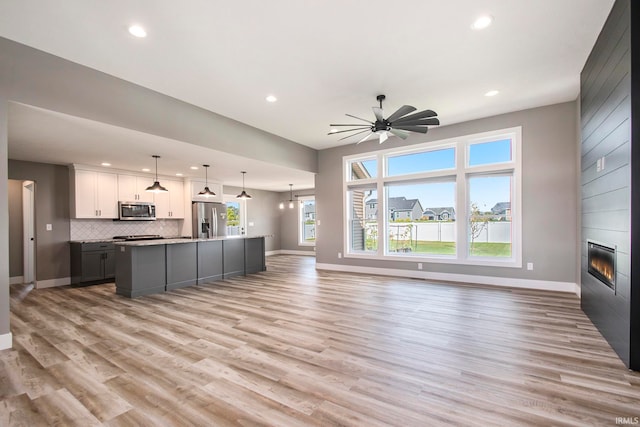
[1,255,639,426]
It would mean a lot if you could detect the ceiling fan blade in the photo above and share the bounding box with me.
[391,118,440,127]
[392,125,429,134]
[379,132,389,144]
[389,129,410,140]
[356,133,375,144]
[327,127,371,135]
[372,107,384,122]
[330,124,374,127]
[385,105,417,122]
[345,113,374,124]
[392,109,437,123]
[339,129,370,141]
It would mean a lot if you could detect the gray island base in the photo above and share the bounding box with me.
[114,236,266,298]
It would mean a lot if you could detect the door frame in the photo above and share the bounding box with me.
[22,180,35,284]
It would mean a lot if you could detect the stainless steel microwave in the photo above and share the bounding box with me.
[118,201,156,220]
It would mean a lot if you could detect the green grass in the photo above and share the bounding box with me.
[386,240,511,257]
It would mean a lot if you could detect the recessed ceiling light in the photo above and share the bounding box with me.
[101,162,111,167]
[484,90,500,97]
[471,15,494,30]
[265,95,278,103]
[142,168,151,172]
[190,166,199,170]
[176,173,183,177]
[128,25,147,38]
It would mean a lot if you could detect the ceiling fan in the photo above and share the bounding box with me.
[329,94,440,144]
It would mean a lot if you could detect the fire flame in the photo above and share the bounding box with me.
[590,258,614,282]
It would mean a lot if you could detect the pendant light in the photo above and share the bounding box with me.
[145,155,168,193]
[236,171,252,199]
[288,184,295,209]
[198,164,216,197]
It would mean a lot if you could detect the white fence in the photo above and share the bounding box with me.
[367,221,511,243]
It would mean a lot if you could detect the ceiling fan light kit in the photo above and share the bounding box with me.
[329,94,439,144]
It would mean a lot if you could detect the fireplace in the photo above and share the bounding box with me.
[587,241,616,291]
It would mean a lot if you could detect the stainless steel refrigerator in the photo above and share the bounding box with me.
[192,202,227,238]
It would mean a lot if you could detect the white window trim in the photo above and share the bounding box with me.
[298,196,316,246]
[343,127,522,268]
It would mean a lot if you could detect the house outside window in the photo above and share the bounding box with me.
[343,127,522,267]
[299,197,316,246]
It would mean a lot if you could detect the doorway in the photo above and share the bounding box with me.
[224,195,246,236]
[22,181,35,284]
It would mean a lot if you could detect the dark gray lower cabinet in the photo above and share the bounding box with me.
[245,237,266,274]
[166,242,197,291]
[70,242,116,285]
[198,240,223,284]
[115,245,166,298]
[115,237,267,298]
[223,238,245,278]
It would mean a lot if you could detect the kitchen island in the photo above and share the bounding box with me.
[114,236,267,298]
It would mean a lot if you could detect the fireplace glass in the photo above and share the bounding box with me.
[587,241,615,291]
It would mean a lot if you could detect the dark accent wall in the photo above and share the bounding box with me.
[8,160,71,281]
[629,1,640,370]
[8,180,23,277]
[580,0,639,370]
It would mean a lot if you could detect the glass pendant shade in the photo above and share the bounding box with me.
[236,171,252,199]
[287,184,294,209]
[279,202,284,210]
[198,164,216,197]
[145,155,168,193]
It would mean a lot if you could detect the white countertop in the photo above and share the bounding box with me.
[113,235,270,246]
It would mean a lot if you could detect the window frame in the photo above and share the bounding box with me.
[298,196,316,246]
[342,127,522,268]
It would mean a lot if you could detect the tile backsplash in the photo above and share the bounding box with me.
[70,219,183,240]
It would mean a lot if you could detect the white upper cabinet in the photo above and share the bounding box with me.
[154,179,185,219]
[71,169,118,219]
[190,179,223,203]
[118,174,155,203]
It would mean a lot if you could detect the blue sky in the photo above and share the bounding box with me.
[361,139,512,211]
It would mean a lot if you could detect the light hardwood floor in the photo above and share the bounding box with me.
[1,255,639,426]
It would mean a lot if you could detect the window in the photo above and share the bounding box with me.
[298,197,316,246]
[387,148,455,176]
[347,187,377,252]
[348,158,377,181]
[386,181,456,256]
[343,127,521,267]
[224,196,246,236]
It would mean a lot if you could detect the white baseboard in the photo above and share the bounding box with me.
[266,250,316,257]
[315,263,579,295]
[9,276,24,285]
[0,332,12,350]
[36,277,71,289]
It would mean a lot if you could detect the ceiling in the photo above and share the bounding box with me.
[0,0,614,190]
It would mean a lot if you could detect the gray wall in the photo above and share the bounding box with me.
[8,180,23,277]
[224,185,281,252]
[316,102,578,285]
[580,0,637,369]
[8,160,71,281]
[279,189,315,253]
[1,97,9,337]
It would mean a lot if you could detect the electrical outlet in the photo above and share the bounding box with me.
[527,262,533,271]
[317,220,321,226]
[248,222,254,227]
[417,263,423,270]
[338,252,342,259]
[45,224,52,231]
